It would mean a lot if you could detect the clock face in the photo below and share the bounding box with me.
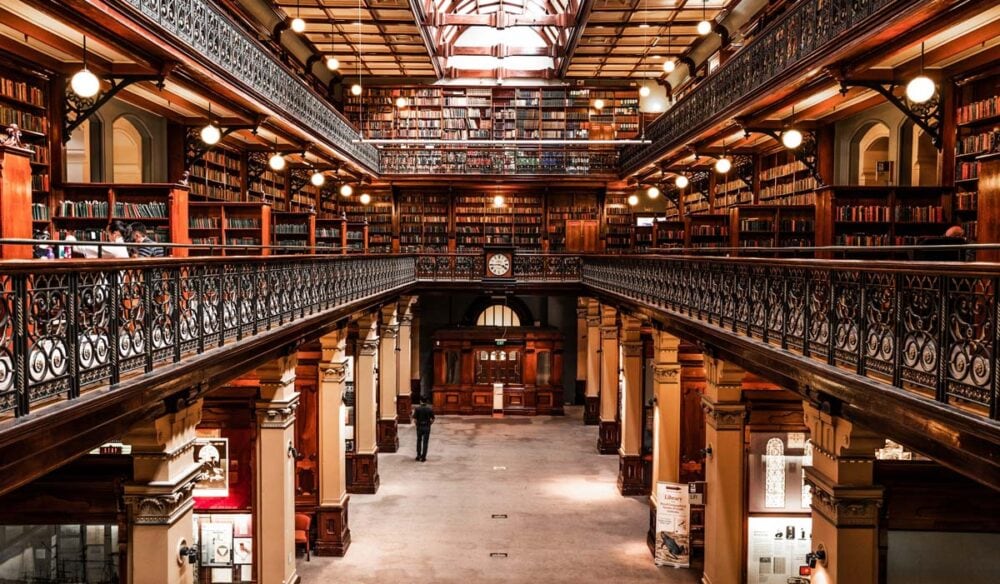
[487,253,510,276]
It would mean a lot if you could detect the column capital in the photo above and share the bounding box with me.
[381,325,399,339]
[702,400,746,430]
[256,397,300,429]
[398,313,414,326]
[360,339,379,356]
[322,360,349,384]
[803,401,883,459]
[805,467,884,528]
[652,364,680,383]
[124,472,199,526]
[704,355,744,390]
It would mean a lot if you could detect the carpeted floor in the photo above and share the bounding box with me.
[297,406,701,583]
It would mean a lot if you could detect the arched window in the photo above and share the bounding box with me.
[476,305,520,327]
[801,440,813,508]
[855,122,891,185]
[66,119,92,182]
[764,437,786,509]
[112,116,144,183]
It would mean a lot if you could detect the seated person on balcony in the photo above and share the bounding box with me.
[912,225,971,262]
[69,221,130,259]
[130,222,164,257]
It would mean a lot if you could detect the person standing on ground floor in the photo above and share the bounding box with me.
[413,398,435,462]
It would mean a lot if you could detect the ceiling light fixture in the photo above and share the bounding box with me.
[269,152,286,171]
[647,185,661,199]
[290,0,306,33]
[663,21,676,74]
[593,98,605,111]
[200,102,221,145]
[70,36,101,99]
[396,96,408,108]
[340,183,354,197]
[493,194,505,208]
[675,175,689,189]
[311,171,325,187]
[697,0,712,36]
[782,105,804,149]
[715,156,731,174]
[639,85,651,97]
[906,42,936,104]
[326,20,340,71]
[628,194,640,206]
[359,192,371,205]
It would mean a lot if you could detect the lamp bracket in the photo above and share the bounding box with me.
[838,79,942,149]
[746,126,824,186]
[183,123,258,169]
[63,74,163,143]
[288,167,312,197]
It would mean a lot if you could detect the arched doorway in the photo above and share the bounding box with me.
[112,116,146,183]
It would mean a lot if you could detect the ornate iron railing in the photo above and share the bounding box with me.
[620,0,905,174]
[0,255,414,417]
[115,0,380,173]
[583,256,1000,421]
[414,253,583,282]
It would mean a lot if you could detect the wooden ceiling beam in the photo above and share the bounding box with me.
[425,12,573,27]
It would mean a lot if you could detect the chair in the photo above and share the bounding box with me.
[295,513,311,561]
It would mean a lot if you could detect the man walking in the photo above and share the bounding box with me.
[413,398,435,462]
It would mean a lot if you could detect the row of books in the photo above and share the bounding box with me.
[690,225,729,236]
[114,201,167,219]
[273,224,308,234]
[835,205,891,222]
[956,161,979,181]
[955,191,977,211]
[957,130,998,155]
[56,200,108,218]
[0,108,47,134]
[759,176,819,200]
[190,217,221,229]
[0,76,44,107]
[957,95,1000,124]
[894,205,944,223]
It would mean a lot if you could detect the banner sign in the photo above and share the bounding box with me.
[654,481,691,568]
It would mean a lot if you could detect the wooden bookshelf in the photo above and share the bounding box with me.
[272,210,316,253]
[188,146,243,202]
[398,191,449,252]
[604,192,632,253]
[452,191,543,252]
[730,205,816,255]
[0,62,51,239]
[249,164,286,210]
[758,151,819,206]
[653,219,686,249]
[546,192,599,252]
[685,214,729,251]
[337,190,391,253]
[315,216,346,253]
[189,201,270,256]
[953,72,999,243]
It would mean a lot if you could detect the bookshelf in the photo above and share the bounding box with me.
[729,205,816,254]
[249,164,286,211]
[55,184,190,255]
[953,72,999,242]
[338,190,392,253]
[453,191,543,252]
[272,211,316,253]
[546,192,599,252]
[398,191,449,252]
[0,63,51,238]
[315,216,347,253]
[758,151,819,206]
[188,146,243,202]
[604,192,632,253]
[653,219,686,249]
[189,201,270,255]
[685,214,729,250]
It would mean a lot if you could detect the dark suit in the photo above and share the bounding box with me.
[413,402,435,460]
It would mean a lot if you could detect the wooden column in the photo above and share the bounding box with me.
[575,298,588,407]
[377,305,399,453]
[350,314,380,494]
[396,297,416,425]
[0,143,34,259]
[618,315,646,496]
[123,400,203,584]
[410,305,422,400]
[315,330,351,556]
[597,305,620,454]
[584,299,601,425]
[647,330,681,553]
[803,401,884,584]
[976,153,1000,261]
[255,354,300,584]
[701,356,746,584]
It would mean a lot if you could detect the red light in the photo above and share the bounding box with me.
[799,566,812,576]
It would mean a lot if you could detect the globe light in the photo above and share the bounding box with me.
[906,75,936,104]
[697,19,712,36]
[326,56,340,71]
[715,156,732,174]
[675,175,689,189]
[310,172,325,187]
[339,184,354,197]
[350,84,363,96]
[639,85,651,98]
[268,153,286,171]
[593,98,605,111]
[359,193,371,205]
[200,123,221,146]
[70,68,100,98]
[290,17,306,33]
[493,194,505,208]
[647,185,660,199]
[396,96,408,108]
[627,194,640,206]
[782,128,804,149]
[662,59,676,74]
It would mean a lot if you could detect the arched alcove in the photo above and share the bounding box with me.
[911,127,939,186]
[65,117,104,183]
[855,122,891,185]
[112,115,149,183]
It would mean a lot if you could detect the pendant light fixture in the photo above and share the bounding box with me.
[268,137,286,171]
[697,0,712,36]
[290,0,306,33]
[396,96,408,109]
[310,171,325,187]
[628,194,640,207]
[663,22,676,73]
[350,0,363,98]
[639,85,651,97]
[200,102,221,145]
[340,183,354,197]
[359,192,372,205]
[70,36,101,99]
[493,194,505,208]
[638,0,651,95]
[782,106,803,149]
[647,185,661,199]
[906,42,936,104]
[593,98,605,111]
[675,174,689,189]
[326,21,340,71]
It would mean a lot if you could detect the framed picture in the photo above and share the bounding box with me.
[200,522,234,567]
[193,438,229,497]
[233,538,253,565]
[210,568,233,583]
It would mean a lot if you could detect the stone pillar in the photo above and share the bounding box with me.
[315,329,351,556]
[123,399,203,584]
[411,307,422,400]
[396,298,416,425]
[377,305,399,453]
[597,305,620,454]
[575,298,587,407]
[255,354,300,584]
[350,314,380,494]
[647,330,681,553]
[618,315,646,496]
[701,356,746,584]
[583,299,601,425]
[803,401,884,584]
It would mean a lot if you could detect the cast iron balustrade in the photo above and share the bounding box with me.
[582,255,1000,422]
[415,253,583,282]
[115,0,380,173]
[0,254,414,418]
[619,0,904,174]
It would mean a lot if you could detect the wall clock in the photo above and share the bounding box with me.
[484,248,513,279]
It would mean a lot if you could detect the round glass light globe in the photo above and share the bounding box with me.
[906,75,935,104]
[268,153,286,171]
[675,175,689,189]
[697,20,712,36]
[639,85,651,97]
[647,185,660,199]
[493,195,504,208]
[71,68,100,98]
[310,172,325,187]
[350,84,363,96]
[593,98,605,111]
[396,96,408,108]
[326,56,340,71]
[200,124,221,145]
[627,194,639,206]
[290,18,306,33]
[339,184,353,197]
[663,60,676,74]
[782,128,803,149]
[715,157,732,174]
[359,193,371,205]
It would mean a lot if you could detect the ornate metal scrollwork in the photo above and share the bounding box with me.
[838,79,943,148]
[64,75,163,142]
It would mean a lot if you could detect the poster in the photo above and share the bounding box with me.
[653,481,690,568]
[233,538,253,565]
[200,522,234,567]
[193,438,229,497]
[747,516,812,584]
